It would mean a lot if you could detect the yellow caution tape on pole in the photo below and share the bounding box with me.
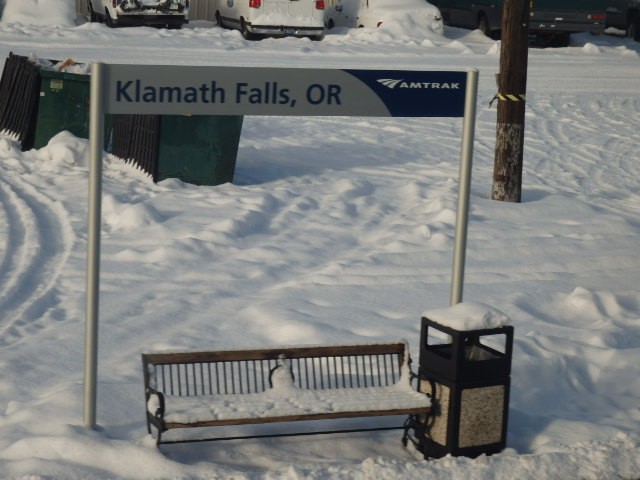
[497,93,526,101]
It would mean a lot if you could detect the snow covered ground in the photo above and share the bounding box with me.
[1,1,640,479]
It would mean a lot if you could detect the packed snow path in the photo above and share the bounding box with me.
[0,143,75,346]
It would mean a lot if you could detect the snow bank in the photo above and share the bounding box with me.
[1,0,76,26]
[423,302,512,331]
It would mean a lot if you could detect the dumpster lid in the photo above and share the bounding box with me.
[422,302,512,331]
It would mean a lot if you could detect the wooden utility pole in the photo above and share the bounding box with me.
[492,0,530,202]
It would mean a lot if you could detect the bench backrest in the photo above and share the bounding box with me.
[142,342,410,397]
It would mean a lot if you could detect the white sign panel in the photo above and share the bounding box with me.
[103,65,468,117]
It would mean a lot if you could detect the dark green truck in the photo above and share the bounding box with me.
[429,0,608,46]
[606,0,640,40]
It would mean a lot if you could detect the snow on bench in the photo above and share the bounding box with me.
[142,341,431,445]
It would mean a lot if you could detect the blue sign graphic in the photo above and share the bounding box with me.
[345,70,467,117]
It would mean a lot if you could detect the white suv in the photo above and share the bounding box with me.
[325,0,443,31]
[215,0,326,40]
[88,0,189,28]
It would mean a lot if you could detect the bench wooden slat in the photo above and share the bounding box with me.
[143,342,407,365]
[165,406,431,429]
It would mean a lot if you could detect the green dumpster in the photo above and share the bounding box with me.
[33,66,243,185]
[33,69,91,149]
[155,115,244,186]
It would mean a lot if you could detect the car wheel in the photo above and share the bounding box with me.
[553,32,570,47]
[215,11,223,28]
[240,18,255,40]
[629,13,640,41]
[88,2,98,22]
[478,14,490,38]
[105,9,115,28]
[327,19,335,30]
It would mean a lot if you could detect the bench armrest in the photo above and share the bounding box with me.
[146,387,165,420]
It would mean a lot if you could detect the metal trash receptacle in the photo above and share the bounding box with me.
[415,307,514,459]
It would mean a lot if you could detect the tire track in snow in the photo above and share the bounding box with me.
[524,94,640,214]
[0,176,74,346]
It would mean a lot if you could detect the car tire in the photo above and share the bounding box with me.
[240,18,255,40]
[105,9,115,28]
[555,32,570,47]
[629,13,640,41]
[88,2,98,22]
[478,14,490,38]
[215,11,223,28]
[327,19,335,30]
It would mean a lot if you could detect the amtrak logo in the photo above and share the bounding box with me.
[377,79,404,89]
[377,78,461,90]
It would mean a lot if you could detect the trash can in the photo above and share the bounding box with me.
[156,114,243,185]
[415,303,514,459]
[33,68,91,149]
[111,113,243,186]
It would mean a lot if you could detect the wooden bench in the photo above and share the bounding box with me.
[142,341,431,445]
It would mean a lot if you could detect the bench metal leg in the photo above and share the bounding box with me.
[402,414,424,448]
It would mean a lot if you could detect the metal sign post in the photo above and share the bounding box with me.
[451,69,478,305]
[84,64,478,428]
[84,62,104,429]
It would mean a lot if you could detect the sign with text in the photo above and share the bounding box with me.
[85,64,478,429]
[103,65,468,117]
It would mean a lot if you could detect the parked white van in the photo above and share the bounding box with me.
[87,0,189,28]
[215,0,325,40]
[325,0,442,31]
